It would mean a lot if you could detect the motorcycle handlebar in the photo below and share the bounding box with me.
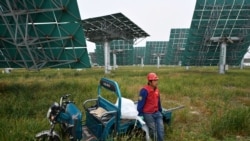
[62,94,71,99]
[60,94,71,106]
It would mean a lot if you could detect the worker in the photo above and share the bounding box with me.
[137,72,164,141]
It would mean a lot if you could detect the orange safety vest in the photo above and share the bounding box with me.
[142,85,160,114]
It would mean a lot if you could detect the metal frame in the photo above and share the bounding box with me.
[0,0,90,70]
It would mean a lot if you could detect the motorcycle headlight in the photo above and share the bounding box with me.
[47,102,60,123]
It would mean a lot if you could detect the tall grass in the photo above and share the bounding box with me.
[0,66,249,140]
[211,106,250,140]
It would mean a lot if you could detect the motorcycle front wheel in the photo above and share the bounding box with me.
[36,134,61,141]
[35,130,61,141]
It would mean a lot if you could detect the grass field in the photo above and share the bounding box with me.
[0,66,249,141]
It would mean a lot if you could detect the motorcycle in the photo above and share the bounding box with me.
[35,94,82,141]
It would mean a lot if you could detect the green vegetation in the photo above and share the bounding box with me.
[0,66,249,141]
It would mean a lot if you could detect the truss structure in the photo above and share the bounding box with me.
[0,0,90,70]
[183,0,250,66]
[82,13,149,43]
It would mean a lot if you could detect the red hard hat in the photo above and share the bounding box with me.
[147,72,159,81]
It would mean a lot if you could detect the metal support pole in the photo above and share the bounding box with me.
[157,56,160,68]
[113,53,117,70]
[219,42,227,74]
[210,36,241,74]
[104,41,110,74]
[141,57,144,67]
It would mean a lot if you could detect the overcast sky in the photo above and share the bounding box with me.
[77,0,250,58]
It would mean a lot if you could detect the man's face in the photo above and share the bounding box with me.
[151,80,158,87]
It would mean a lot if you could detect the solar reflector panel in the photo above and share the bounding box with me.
[183,0,250,66]
[133,47,146,65]
[82,13,149,43]
[95,40,134,66]
[145,41,168,65]
[166,28,189,65]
